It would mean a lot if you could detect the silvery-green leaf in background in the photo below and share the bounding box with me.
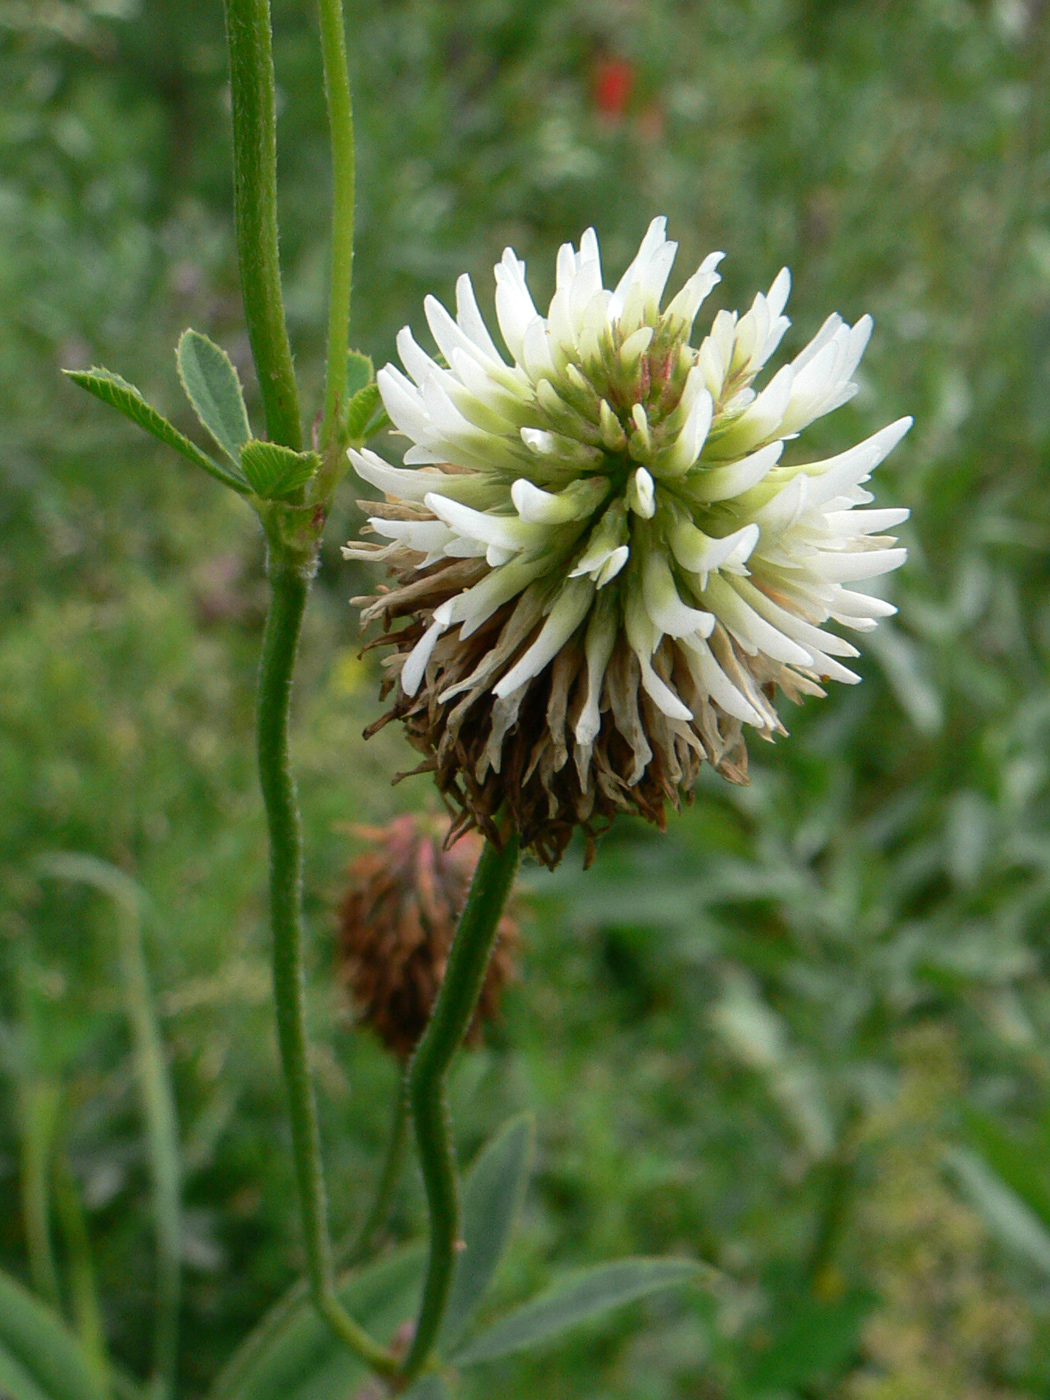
[176,329,252,465]
[439,1114,534,1348]
[63,368,249,494]
[947,1147,1050,1280]
[450,1257,709,1365]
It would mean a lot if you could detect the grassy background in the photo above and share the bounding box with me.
[3,0,1050,1394]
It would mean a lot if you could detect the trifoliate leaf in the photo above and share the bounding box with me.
[64,367,249,494]
[239,441,321,500]
[176,329,252,464]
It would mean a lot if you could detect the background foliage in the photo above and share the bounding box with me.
[3,0,1050,1394]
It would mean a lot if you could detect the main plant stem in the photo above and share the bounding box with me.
[399,836,520,1385]
[257,558,396,1378]
[317,0,356,449]
[223,0,302,450]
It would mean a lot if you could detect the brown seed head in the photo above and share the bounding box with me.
[336,814,518,1059]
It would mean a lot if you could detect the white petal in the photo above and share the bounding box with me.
[493,578,594,696]
[809,547,907,583]
[455,274,503,362]
[425,493,549,551]
[679,634,762,724]
[575,600,618,747]
[642,550,715,638]
[401,619,445,697]
[669,521,760,580]
[627,467,656,518]
[703,574,814,665]
[690,440,784,503]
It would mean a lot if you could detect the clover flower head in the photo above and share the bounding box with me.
[345,219,910,867]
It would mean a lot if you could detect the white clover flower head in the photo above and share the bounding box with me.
[345,218,910,866]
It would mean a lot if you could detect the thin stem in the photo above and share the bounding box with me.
[317,0,356,449]
[399,836,520,1385]
[223,0,302,450]
[14,952,62,1310]
[346,1075,410,1269]
[114,896,181,1400]
[257,557,396,1379]
[53,1152,110,1388]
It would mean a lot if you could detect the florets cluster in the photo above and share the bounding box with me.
[346,220,910,866]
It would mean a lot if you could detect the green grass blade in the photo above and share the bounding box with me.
[450,1257,708,1366]
[439,1114,533,1349]
[37,855,182,1400]
[64,368,249,493]
[176,329,252,464]
[0,1268,107,1400]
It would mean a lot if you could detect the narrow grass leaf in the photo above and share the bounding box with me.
[37,854,182,1398]
[0,1268,107,1400]
[450,1257,706,1365]
[64,368,248,493]
[0,1345,52,1400]
[176,329,251,464]
[440,1114,534,1348]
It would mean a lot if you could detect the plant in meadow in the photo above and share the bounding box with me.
[346,218,911,866]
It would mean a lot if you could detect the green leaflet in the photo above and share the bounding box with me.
[64,368,249,493]
[176,330,252,465]
[206,1247,423,1400]
[439,1115,534,1349]
[0,1269,107,1400]
[450,1257,708,1366]
[239,441,321,500]
[345,350,374,400]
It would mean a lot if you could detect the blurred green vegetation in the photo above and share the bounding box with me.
[3,0,1050,1394]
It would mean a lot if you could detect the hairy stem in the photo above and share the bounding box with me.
[317,0,356,449]
[257,557,396,1378]
[399,836,520,1384]
[223,0,302,450]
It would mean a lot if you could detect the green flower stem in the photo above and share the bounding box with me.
[257,555,396,1379]
[317,0,356,450]
[346,1075,410,1269]
[399,835,521,1385]
[223,0,302,451]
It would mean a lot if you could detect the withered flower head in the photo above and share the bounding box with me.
[336,814,517,1059]
[344,219,910,867]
